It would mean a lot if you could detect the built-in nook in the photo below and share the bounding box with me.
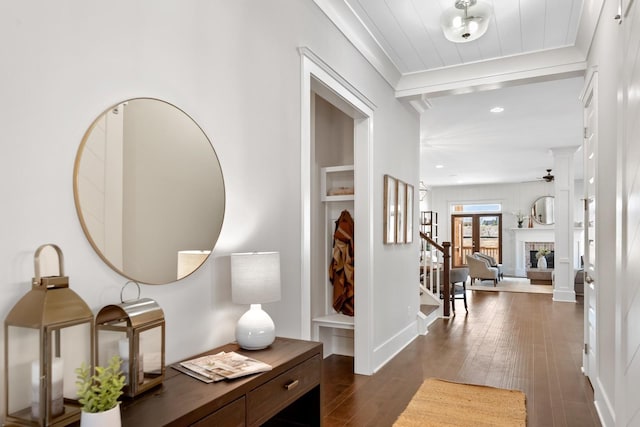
[301,49,374,375]
[310,94,355,359]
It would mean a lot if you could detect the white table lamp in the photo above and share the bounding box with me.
[231,252,281,350]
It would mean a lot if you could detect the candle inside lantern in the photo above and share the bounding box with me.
[31,358,64,418]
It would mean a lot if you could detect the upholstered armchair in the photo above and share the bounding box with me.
[466,254,499,286]
[473,252,503,280]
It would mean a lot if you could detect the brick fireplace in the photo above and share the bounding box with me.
[526,242,555,268]
[513,229,554,276]
[513,228,583,277]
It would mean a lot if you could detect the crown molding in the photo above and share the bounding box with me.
[312,0,401,89]
[403,94,432,114]
[395,46,587,99]
[574,0,606,58]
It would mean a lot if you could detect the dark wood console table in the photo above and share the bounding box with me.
[120,337,322,427]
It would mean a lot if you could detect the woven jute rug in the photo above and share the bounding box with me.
[393,378,526,427]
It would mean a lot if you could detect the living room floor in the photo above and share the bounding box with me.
[322,291,600,426]
[469,276,554,294]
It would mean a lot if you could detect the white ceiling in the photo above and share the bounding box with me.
[344,0,583,74]
[315,0,589,187]
[420,76,584,187]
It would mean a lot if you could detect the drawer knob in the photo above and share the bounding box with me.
[284,379,299,391]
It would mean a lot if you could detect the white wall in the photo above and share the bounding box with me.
[429,179,584,275]
[0,0,420,415]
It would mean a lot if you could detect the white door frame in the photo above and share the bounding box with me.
[579,68,598,382]
[299,47,375,375]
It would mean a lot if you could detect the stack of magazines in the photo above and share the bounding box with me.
[172,351,272,383]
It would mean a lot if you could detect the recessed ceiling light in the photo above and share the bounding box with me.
[490,106,504,113]
[435,164,444,169]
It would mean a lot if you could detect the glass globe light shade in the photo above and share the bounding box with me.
[441,1,492,43]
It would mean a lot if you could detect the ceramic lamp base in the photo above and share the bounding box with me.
[236,304,275,350]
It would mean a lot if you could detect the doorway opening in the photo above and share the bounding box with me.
[300,47,374,375]
[451,213,502,267]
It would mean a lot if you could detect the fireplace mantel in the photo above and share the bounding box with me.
[512,228,584,277]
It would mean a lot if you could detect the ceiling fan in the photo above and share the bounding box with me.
[541,169,554,182]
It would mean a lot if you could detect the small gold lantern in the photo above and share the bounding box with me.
[4,244,94,427]
[95,282,165,397]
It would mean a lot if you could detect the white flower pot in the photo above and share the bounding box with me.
[80,404,121,427]
[537,256,547,269]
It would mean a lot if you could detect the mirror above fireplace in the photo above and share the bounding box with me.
[531,196,554,225]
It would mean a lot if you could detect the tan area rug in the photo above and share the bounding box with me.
[469,277,553,294]
[393,378,526,427]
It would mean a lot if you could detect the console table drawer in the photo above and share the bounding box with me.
[191,396,245,427]
[247,354,321,426]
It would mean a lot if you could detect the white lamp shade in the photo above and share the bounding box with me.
[441,1,491,43]
[231,252,281,304]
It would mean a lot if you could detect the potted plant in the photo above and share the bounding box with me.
[75,355,126,427]
[536,248,551,269]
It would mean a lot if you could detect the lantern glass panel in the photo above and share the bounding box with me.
[6,326,39,417]
[139,326,163,384]
[5,322,91,425]
[56,323,92,400]
[96,327,129,384]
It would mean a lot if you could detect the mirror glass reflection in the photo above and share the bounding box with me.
[74,98,225,284]
[531,196,554,225]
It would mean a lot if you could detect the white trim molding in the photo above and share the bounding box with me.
[299,46,375,375]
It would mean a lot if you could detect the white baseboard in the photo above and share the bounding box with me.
[371,321,417,374]
[593,376,615,427]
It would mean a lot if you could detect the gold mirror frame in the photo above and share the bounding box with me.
[531,196,554,225]
[73,98,225,284]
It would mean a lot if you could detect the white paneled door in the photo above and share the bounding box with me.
[581,71,597,380]
[619,1,640,422]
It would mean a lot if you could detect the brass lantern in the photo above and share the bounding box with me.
[95,282,165,397]
[4,244,94,427]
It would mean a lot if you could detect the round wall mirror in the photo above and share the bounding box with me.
[73,98,225,284]
[531,196,554,225]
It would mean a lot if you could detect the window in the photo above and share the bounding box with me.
[451,203,501,214]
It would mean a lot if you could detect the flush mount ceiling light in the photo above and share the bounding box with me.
[490,106,504,113]
[441,0,492,43]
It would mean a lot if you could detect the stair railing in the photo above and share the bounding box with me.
[420,232,451,317]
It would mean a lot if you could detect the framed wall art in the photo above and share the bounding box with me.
[396,180,406,244]
[383,174,396,244]
[406,184,414,243]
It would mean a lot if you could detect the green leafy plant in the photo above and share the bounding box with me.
[536,248,551,259]
[75,355,126,413]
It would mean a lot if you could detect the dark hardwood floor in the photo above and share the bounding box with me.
[322,290,601,426]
